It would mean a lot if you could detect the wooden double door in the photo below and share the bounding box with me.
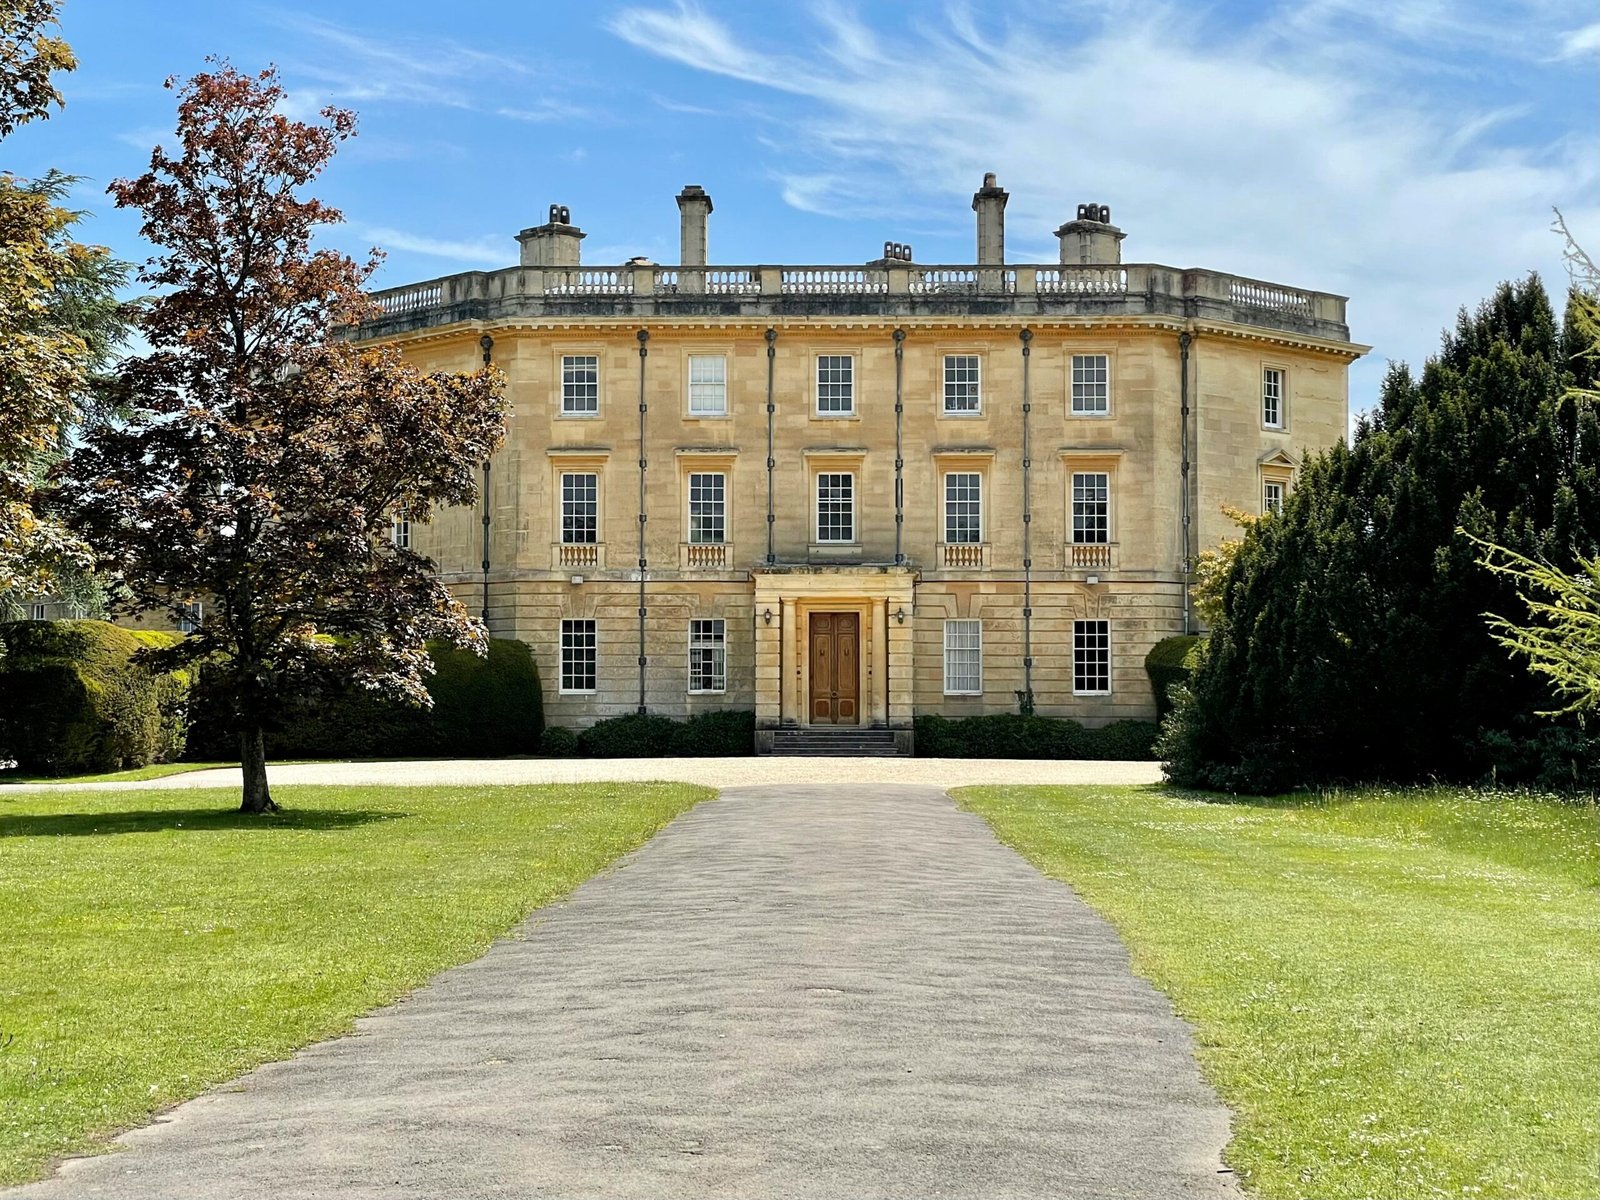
[809,612,860,725]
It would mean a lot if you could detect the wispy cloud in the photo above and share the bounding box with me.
[609,1,1599,412]
[261,9,591,122]
[361,226,507,266]
[1557,21,1600,58]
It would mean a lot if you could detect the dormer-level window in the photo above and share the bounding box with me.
[1263,367,1285,429]
[816,355,854,415]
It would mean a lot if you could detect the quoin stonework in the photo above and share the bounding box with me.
[359,174,1367,752]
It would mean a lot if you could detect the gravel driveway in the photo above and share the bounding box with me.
[8,756,1163,792]
[10,783,1232,1199]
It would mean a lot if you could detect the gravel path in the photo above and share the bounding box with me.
[7,756,1163,792]
[11,784,1232,1199]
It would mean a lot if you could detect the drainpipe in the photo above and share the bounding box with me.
[894,328,906,565]
[765,327,777,565]
[1020,328,1034,714]
[1179,330,1193,635]
[478,333,494,626]
[637,328,650,713]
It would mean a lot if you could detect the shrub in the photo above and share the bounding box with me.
[576,713,679,758]
[1145,635,1204,721]
[184,637,543,761]
[913,712,1157,760]
[0,620,190,776]
[671,710,756,756]
[538,726,579,757]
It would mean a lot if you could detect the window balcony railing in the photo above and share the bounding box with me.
[939,542,990,569]
[554,542,603,569]
[680,542,729,569]
[1067,542,1115,569]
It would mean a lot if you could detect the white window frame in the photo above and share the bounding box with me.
[943,472,983,544]
[943,619,982,696]
[815,471,855,543]
[178,601,203,634]
[560,619,597,694]
[1071,472,1110,544]
[560,353,600,417]
[1071,353,1111,416]
[687,353,727,416]
[815,354,855,416]
[1072,619,1111,696]
[687,618,726,694]
[29,603,46,621]
[1263,366,1285,430]
[391,510,411,551]
[687,471,726,544]
[560,472,599,545]
[942,354,981,414]
[1263,480,1284,515]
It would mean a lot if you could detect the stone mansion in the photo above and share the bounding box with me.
[358,176,1366,748]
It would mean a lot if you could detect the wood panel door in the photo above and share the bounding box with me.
[809,612,860,725]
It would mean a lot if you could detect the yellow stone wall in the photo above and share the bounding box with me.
[390,316,1354,728]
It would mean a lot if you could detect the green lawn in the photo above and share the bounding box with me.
[957,785,1600,1200]
[0,781,707,1186]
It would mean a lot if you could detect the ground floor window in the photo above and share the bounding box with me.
[561,619,597,693]
[1073,619,1110,695]
[943,619,982,695]
[688,618,726,693]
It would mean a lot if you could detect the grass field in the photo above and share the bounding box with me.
[958,785,1600,1200]
[0,781,707,1186]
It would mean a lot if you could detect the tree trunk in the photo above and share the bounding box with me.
[239,726,277,813]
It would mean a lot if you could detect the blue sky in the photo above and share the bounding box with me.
[10,1,1599,416]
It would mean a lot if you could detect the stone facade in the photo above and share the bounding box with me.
[359,178,1366,739]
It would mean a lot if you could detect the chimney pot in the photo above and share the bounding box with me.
[516,205,585,267]
[1055,201,1125,266]
[971,171,1009,264]
[676,184,714,267]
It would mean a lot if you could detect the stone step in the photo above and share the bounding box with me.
[765,726,908,757]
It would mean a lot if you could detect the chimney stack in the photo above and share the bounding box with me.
[517,204,585,267]
[971,172,1008,264]
[676,184,713,267]
[1055,203,1125,265]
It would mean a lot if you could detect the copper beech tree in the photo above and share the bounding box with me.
[55,65,505,812]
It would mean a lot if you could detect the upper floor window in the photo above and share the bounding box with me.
[561,472,598,544]
[391,510,410,551]
[943,619,982,695]
[178,600,203,634]
[1263,367,1284,429]
[1263,480,1284,515]
[816,472,855,542]
[1071,354,1110,415]
[1071,472,1110,544]
[944,472,983,544]
[1073,619,1111,695]
[816,355,854,415]
[688,618,726,693]
[688,354,726,416]
[943,355,981,414]
[560,619,597,693]
[688,472,725,544]
[561,354,599,416]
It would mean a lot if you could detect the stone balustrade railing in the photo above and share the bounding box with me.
[365,261,1349,340]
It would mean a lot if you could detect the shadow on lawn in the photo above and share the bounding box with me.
[0,807,404,838]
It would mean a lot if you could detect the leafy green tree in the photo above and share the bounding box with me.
[1162,274,1600,792]
[0,1,129,617]
[54,65,506,813]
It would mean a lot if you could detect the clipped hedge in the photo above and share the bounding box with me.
[913,712,1159,760]
[185,637,543,760]
[0,620,190,776]
[576,710,755,758]
[1145,635,1204,721]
